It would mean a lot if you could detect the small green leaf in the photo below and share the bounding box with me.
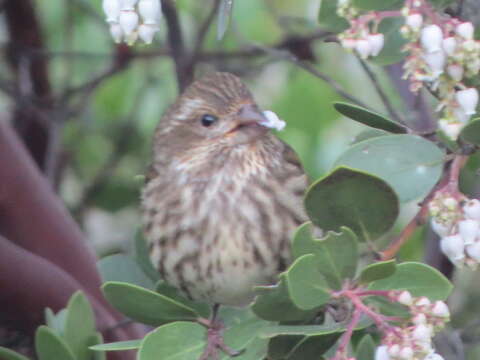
[334,102,406,134]
[155,281,211,318]
[358,260,396,284]
[286,254,331,310]
[371,17,409,66]
[460,119,480,146]
[44,308,68,336]
[352,0,403,10]
[63,291,96,360]
[305,167,399,242]
[292,223,358,289]
[222,317,270,360]
[318,0,349,33]
[352,129,389,144]
[134,230,161,283]
[286,334,340,359]
[252,274,316,322]
[356,334,376,360]
[137,322,205,360]
[217,0,234,40]
[102,281,198,326]
[98,253,154,289]
[369,262,453,300]
[89,333,106,360]
[90,340,142,351]
[0,347,31,360]
[35,326,76,360]
[334,135,444,202]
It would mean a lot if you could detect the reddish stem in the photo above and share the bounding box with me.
[335,308,362,357]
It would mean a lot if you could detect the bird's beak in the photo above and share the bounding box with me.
[226,104,270,137]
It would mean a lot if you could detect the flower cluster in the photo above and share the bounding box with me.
[375,291,450,360]
[401,2,479,139]
[429,193,480,269]
[102,0,162,45]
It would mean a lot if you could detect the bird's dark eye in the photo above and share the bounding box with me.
[201,114,218,127]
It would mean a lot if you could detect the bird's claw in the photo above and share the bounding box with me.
[198,320,244,360]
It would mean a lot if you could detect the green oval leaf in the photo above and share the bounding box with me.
[138,322,205,360]
[98,253,154,289]
[334,102,406,134]
[459,119,480,146]
[369,262,453,300]
[134,230,161,283]
[44,308,68,336]
[35,326,76,360]
[102,281,198,326]
[63,292,96,360]
[292,223,358,289]
[90,340,142,351]
[286,254,331,310]
[352,0,403,10]
[305,166,399,242]
[334,135,444,202]
[355,334,376,360]
[0,347,31,360]
[318,0,349,33]
[358,260,396,284]
[223,318,269,360]
[155,281,211,318]
[371,17,409,66]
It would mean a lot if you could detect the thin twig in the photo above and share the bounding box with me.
[191,0,222,60]
[357,57,406,125]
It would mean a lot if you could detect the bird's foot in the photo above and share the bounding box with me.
[198,319,244,360]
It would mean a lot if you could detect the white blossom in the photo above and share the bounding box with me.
[431,218,451,237]
[453,108,470,123]
[368,33,385,56]
[432,301,450,318]
[456,22,474,40]
[398,290,413,306]
[425,353,445,360]
[103,0,121,23]
[412,323,432,341]
[415,296,432,307]
[442,37,457,56]
[466,242,480,262]
[399,346,414,359]
[421,25,443,53]
[138,0,162,25]
[138,24,159,44]
[438,120,463,140]
[388,344,400,357]
[109,23,124,43]
[406,13,423,31]
[446,64,464,81]
[341,38,357,50]
[375,345,391,360]
[423,51,446,77]
[440,234,465,261]
[121,0,138,11]
[458,219,479,245]
[355,39,372,59]
[463,199,480,220]
[412,313,427,325]
[456,88,479,115]
[119,10,139,36]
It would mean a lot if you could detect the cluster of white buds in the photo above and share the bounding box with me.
[375,291,450,360]
[339,31,385,59]
[260,110,286,131]
[102,0,162,45]
[429,193,480,269]
[401,5,479,139]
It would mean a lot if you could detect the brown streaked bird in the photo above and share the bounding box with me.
[141,72,308,359]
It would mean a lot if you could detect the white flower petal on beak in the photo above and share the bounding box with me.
[261,110,286,131]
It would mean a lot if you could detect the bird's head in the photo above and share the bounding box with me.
[155,72,272,156]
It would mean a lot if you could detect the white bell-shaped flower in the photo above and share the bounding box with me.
[119,10,139,36]
[103,0,121,23]
[388,344,400,357]
[447,64,463,81]
[421,25,443,53]
[454,108,470,123]
[467,58,480,75]
[406,13,423,31]
[138,24,159,44]
[432,300,450,318]
[423,51,446,77]
[367,33,385,56]
[463,199,480,220]
[415,296,432,307]
[121,0,138,10]
[109,23,124,43]
[438,120,463,140]
[442,37,457,56]
[425,353,445,360]
[459,219,479,245]
[398,290,413,306]
[456,22,474,40]
[355,39,372,59]
[440,234,465,261]
[412,323,433,342]
[431,218,451,237]
[456,88,479,115]
[412,313,427,325]
[138,0,162,25]
[341,38,357,51]
[375,345,391,360]
[466,241,480,262]
[399,346,414,359]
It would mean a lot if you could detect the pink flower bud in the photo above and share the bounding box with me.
[375,345,391,360]
[456,22,475,40]
[121,0,138,11]
[412,323,432,341]
[103,0,121,23]
[466,242,480,262]
[119,10,139,36]
[423,51,446,77]
[464,199,480,220]
[368,33,385,56]
[406,13,423,31]
[138,24,159,44]
[355,39,372,59]
[440,234,465,261]
[415,296,432,307]
[109,23,124,43]
[456,88,479,115]
[399,346,414,359]
[138,0,162,25]
[442,37,457,56]
[431,218,451,237]
[398,290,413,306]
[432,300,450,318]
[459,219,479,245]
[421,25,443,53]
[447,64,464,81]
